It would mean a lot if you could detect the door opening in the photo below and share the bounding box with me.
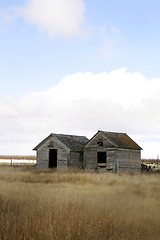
[97,152,106,168]
[49,149,57,168]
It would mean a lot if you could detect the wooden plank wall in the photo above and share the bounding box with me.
[70,152,84,168]
[84,132,141,172]
[107,150,116,173]
[116,149,141,172]
[36,132,141,171]
[36,136,70,168]
[84,147,97,169]
[84,133,109,169]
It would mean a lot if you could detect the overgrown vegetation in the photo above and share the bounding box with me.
[0,167,160,240]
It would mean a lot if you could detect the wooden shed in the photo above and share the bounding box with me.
[33,131,142,172]
[84,130,142,172]
[33,133,88,168]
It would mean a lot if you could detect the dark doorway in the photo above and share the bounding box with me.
[49,149,57,168]
[97,152,106,167]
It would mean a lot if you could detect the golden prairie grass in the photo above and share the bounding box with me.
[0,167,160,240]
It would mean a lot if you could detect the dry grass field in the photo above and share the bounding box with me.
[0,167,160,240]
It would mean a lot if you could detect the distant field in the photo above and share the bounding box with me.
[0,155,36,165]
[0,167,160,240]
[0,155,36,159]
[142,158,160,164]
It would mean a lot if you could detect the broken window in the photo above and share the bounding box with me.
[97,140,103,146]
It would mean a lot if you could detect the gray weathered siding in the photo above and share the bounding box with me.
[116,149,141,172]
[84,131,116,171]
[84,147,97,169]
[84,148,117,172]
[35,131,142,171]
[69,151,84,168]
[84,131,141,172]
[107,150,116,172]
[36,136,70,168]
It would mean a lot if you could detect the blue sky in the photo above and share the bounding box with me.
[1,0,160,95]
[0,0,160,157]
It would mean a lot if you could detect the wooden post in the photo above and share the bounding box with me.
[117,159,119,174]
[11,159,12,166]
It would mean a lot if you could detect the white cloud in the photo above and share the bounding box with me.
[1,68,160,158]
[98,26,121,59]
[14,0,87,38]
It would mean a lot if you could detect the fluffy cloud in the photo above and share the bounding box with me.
[1,68,160,157]
[14,0,87,38]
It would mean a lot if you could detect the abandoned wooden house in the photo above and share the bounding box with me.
[33,133,89,168]
[84,130,142,172]
[33,131,142,172]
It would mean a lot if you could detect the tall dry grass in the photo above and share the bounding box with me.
[0,167,160,240]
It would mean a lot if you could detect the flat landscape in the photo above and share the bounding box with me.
[0,167,160,240]
[0,155,36,166]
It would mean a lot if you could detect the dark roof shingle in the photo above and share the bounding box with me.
[53,133,88,151]
[100,131,142,150]
[33,133,88,151]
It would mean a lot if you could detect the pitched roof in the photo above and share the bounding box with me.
[33,133,89,151]
[53,133,88,151]
[98,131,142,150]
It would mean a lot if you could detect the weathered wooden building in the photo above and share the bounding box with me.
[33,131,142,172]
[33,133,88,168]
[84,131,142,172]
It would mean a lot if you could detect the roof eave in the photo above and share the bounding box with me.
[32,133,53,151]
